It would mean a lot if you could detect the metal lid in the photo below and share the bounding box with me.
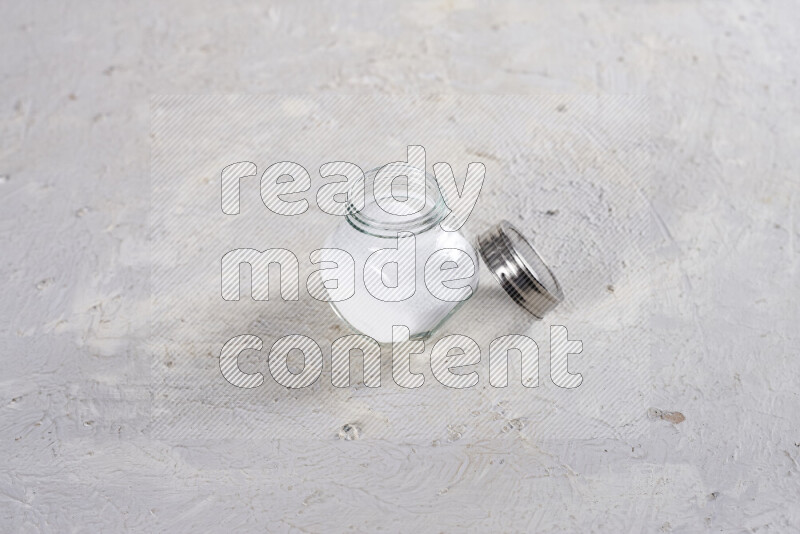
[476,220,564,318]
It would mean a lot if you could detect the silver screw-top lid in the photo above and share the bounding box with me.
[476,220,565,318]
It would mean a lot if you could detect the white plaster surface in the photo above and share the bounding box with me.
[149,94,652,444]
[1,1,799,532]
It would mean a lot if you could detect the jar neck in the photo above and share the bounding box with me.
[345,164,448,238]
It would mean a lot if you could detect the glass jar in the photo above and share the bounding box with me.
[322,164,480,343]
[321,163,564,344]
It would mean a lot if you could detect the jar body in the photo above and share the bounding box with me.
[321,165,479,343]
[324,221,479,343]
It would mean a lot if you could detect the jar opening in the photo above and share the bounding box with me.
[345,164,447,238]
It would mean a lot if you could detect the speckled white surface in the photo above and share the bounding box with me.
[1,1,799,532]
[149,94,652,444]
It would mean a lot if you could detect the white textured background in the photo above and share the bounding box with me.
[1,1,798,532]
[149,94,651,443]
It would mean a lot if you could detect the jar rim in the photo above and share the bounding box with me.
[345,163,448,238]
